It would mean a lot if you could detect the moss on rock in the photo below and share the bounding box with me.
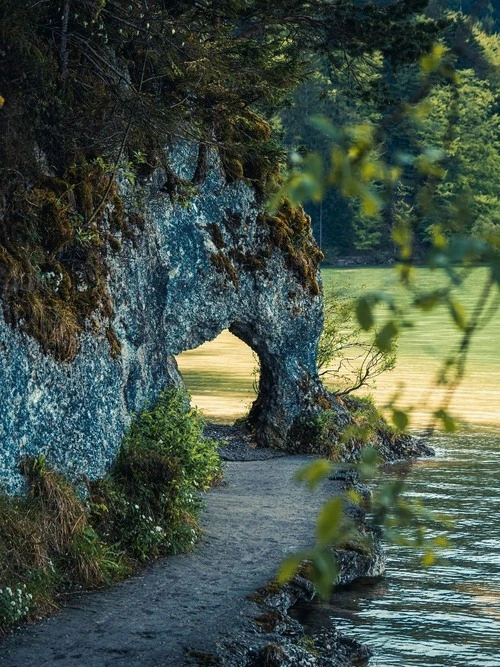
[259,199,324,296]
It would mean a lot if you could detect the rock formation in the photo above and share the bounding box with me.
[0,145,332,492]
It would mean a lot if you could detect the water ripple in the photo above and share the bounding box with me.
[291,432,500,666]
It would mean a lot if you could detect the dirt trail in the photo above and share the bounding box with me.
[0,456,343,667]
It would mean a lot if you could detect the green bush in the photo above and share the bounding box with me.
[89,387,222,561]
[290,410,343,459]
[122,387,222,490]
[290,395,397,461]
[0,387,223,630]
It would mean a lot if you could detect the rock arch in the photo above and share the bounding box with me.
[0,146,334,492]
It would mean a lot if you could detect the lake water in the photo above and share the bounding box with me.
[291,428,500,666]
[177,266,500,666]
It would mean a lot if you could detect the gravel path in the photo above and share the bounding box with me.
[0,456,345,667]
[207,423,286,461]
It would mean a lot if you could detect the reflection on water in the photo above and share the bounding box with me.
[291,431,500,666]
[177,329,257,421]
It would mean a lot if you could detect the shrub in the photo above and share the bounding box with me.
[318,286,396,396]
[0,387,223,631]
[290,410,343,459]
[89,387,222,561]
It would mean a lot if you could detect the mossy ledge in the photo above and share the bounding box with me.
[0,388,222,633]
[259,199,324,296]
[287,395,434,461]
[0,159,149,362]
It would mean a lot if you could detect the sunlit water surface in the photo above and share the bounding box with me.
[291,430,500,666]
[177,266,500,666]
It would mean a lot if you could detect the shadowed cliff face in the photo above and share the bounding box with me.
[0,145,333,492]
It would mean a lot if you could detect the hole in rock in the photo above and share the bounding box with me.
[176,329,259,423]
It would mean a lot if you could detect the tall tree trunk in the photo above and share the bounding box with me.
[60,0,71,79]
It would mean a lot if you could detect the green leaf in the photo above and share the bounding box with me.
[347,488,362,505]
[375,320,399,352]
[310,549,338,600]
[447,298,468,331]
[294,459,332,490]
[360,446,379,466]
[277,553,306,584]
[422,550,435,567]
[414,289,446,311]
[267,190,285,214]
[316,497,344,546]
[360,190,382,217]
[286,171,323,206]
[434,535,449,548]
[391,409,409,432]
[490,259,500,285]
[434,409,457,432]
[430,224,447,250]
[392,221,413,259]
[302,153,325,202]
[359,447,380,480]
[309,115,340,140]
[448,236,487,264]
[356,297,374,330]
